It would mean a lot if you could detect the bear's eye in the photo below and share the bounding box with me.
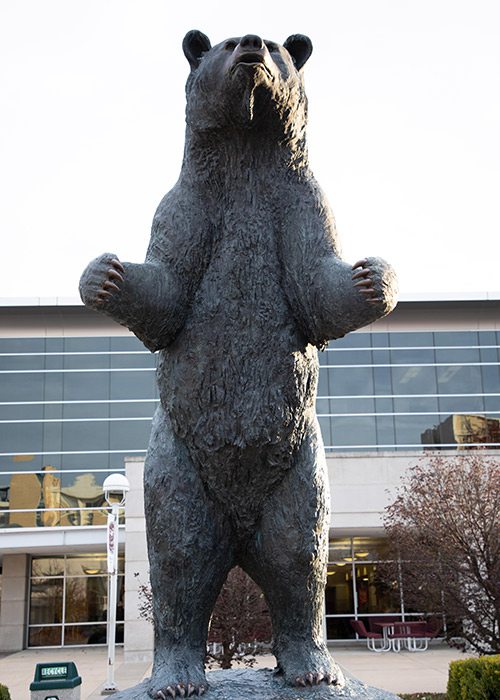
[224,40,237,51]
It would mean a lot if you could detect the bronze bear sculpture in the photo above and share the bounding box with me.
[80,30,398,698]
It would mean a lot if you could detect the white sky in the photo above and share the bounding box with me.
[1,0,499,299]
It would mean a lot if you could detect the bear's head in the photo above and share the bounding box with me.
[182,30,313,140]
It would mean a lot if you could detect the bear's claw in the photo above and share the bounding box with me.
[156,685,204,698]
[294,671,337,687]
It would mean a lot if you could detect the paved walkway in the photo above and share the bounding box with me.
[0,643,473,699]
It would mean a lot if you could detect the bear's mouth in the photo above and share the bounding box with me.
[232,53,272,78]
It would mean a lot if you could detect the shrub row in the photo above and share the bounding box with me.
[447,655,500,700]
[0,684,11,700]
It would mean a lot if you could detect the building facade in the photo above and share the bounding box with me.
[0,295,499,654]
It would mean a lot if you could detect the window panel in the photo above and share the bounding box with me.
[109,400,157,419]
[0,338,46,353]
[436,365,482,393]
[329,539,352,563]
[29,579,63,624]
[390,348,435,364]
[392,366,437,395]
[62,420,109,452]
[393,396,439,414]
[329,367,374,396]
[63,353,111,370]
[373,366,393,394]
[0,403,43,421]
[65,576,108,623]
[109,370,156,400]
[330,333,370,350]
[1,372,44,402]
[389,332,433,348]
[326,564,354,615]
[328,349,373,365]
[110,352,156,369]
[44,371,64,401]
[28,626,62,646]
[63,371,110,401]
[371,332,389,348]
[0,421,43,453]
[355,563,400,614]
[331,416,376,447]
[435,347,480,363]
[439,397,485,414]
[109,419,152,451]
[352,537,391,561]
[64,338,110,353]
[482,365,500,392]
[376,415,396,447]
[326,617,355,640]
[31,557,65,577]
[434,331,478,347]
[394,414,436,446]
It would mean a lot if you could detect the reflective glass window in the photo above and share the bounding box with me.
[63,371,109,401]
[326,564,354,614]
[329,539,352,562]
[62,420,109,452]
[29,579,63,624]
[0,422,43,453]
[328,367,374,396]
[355,563,400,614]
[376,416,396,446]
[331,416,376,448]
[389,332,433,347]
[109,370,156,400]
[389,348,435,365]
[1,372,44,402]
[352,537,391,561]
[28,626,62,646]
[435,347,480,363]
[392,365,437,395]
[109,419,152,451]
[31,558,65,577]
[436,365,482,393]
[434,331,478,347]
[65,576,108,623]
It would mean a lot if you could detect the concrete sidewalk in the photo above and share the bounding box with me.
[0,643,472,699]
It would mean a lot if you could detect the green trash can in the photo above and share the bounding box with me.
[30,662,82,700]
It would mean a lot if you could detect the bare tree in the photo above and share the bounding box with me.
[207,566,272,669]
[383,454,500,654]
[136,566,272,669]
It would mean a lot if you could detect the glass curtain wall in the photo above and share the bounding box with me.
[28,554,125,646]
[0,336,157,528]
[318,330,500,451]
[326,537,430,641]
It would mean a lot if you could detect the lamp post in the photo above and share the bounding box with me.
[102,473,130,695]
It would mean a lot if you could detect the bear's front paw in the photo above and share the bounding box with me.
[352,258,380,305]
[79,253,125,309]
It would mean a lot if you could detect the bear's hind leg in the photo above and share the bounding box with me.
[144,408,234,698]
[241,425,343,689]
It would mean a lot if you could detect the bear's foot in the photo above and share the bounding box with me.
[275,642,344,689]
[148,648,207,698]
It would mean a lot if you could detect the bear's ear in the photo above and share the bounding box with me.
[183,30,211,70]
[283,34,313,70]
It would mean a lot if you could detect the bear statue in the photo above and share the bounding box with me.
[80,31,398,699]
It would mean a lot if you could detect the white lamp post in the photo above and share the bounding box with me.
[102,473,130,695]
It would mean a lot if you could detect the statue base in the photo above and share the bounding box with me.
[111,667,401,699]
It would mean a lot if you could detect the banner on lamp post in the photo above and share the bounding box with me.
[107,512,116,574]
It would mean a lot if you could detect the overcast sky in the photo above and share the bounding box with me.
[1,0,499,300]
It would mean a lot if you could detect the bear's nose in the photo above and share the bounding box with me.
[239,34,264,50]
